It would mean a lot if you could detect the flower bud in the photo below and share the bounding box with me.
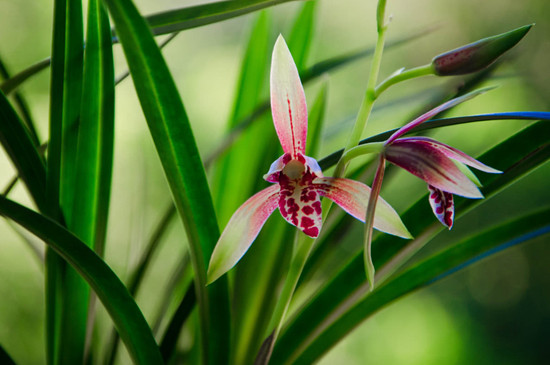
[432,24,533,76]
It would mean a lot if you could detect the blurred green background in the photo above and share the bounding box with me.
[0,0,549,364]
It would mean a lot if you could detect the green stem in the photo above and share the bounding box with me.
[262,233,315,353]
[334,6,388,178]
[340,142,384,166]
[374,63,434,98]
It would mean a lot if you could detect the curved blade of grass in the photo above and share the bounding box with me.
[0,57,51,95]
[273,121,550,363]
[0,196,163,364]
[0,56,40,145]
[0,90,46,210]
[145,0,299,36]
[318,111,550,170]
[101,0,230,363]
[290,208,550,363]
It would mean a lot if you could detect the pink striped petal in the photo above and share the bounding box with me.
[400,137,501,173]
[278,179,323,238]
[207,184,280,284]
[428,185,455,228]
[385,139,483,198]
[386,89,491,144]
[271,35,308,157]
[313,177,411,238]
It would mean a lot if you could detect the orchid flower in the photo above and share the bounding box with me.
[381,90,502,228]
[361,89,502,288]
[207,36,410,284]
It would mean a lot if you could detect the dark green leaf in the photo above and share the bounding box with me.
[101,0,230,362]
[145,0,300,36]
[0,196,163,365]
[291,208,550,363]
[273,121,550,363]
[0,90,46,210]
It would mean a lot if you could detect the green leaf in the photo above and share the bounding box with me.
[306,81,328,157]
[72,0,114,256]
[46,0,87,363]
[0,57,51,95]
[273,121,550,363]
[0,196,163,365]
[290,207,550,363]
[318,112,550,170]
[100,0,230,363]
[286,1,316,72]
[0,55,40,145]
[212,11,271,226]
[0,90,46,210]
[145,0,300,36]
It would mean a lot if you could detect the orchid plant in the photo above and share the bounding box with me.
[207,36,410,284]
[1,1,549,365]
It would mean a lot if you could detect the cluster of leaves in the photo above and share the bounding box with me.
[0,0,549,364]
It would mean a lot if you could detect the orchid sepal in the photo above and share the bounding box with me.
[207,185,280,285]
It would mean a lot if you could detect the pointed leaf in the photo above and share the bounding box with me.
[271,35,308,156]
[101,0,231,362]
[0,196,163,365]
[386,88,494,144]
[289,207,550,363]
[208,185,280,284]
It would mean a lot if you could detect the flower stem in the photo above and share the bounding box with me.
[374,63,434,98]
[260,232,315,361]
[334,2,388,178]
[363,155,386,289]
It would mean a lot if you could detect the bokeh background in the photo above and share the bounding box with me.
[0,0,549,364]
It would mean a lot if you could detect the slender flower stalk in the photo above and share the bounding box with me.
[207,35,410,285]
[362,89,501,286]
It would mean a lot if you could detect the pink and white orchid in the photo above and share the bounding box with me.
[383,90,502,228]
[207,36,410,284]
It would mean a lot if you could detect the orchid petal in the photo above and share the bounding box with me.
[385,139,483,198]
[400,137,501,173]
[313,177,412,238]
[263,153,289,183]
[386,88,493,144]
[304,155,323,177]
[428,185,455,228]
[278,179,323,238]
[271,35,308,157]
[207,184,280,284]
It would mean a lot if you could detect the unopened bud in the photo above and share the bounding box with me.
[432,24,533,76]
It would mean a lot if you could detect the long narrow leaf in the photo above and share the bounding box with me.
[273,121,550,363]
[0,196,163,365]
[318,112,550,170]
[291,208,550,363]
[47,0,87,363]
[100,0,230,363]
[0,55,40,145]
[145,0,299,36]
[0,90,46,210]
